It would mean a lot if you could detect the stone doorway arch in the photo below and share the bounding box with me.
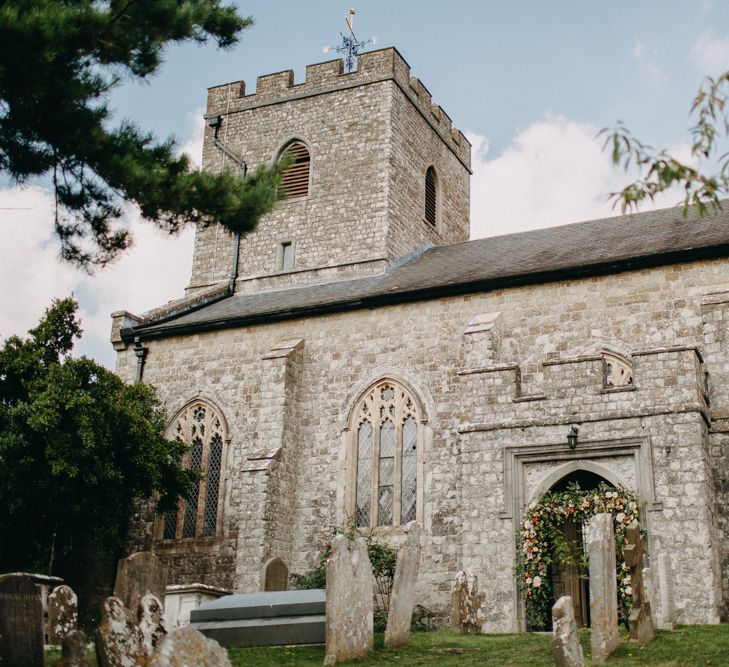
[546,468,615,630]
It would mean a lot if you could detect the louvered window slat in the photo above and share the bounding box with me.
[280,141,310,199]
[425,166,437,226]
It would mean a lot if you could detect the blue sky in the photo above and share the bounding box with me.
[2,0,729,368]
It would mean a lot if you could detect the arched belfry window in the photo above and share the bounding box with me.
[350,380,421,529]
[161,400,228,541]
[279,140,310,199]
[424,166,438,226]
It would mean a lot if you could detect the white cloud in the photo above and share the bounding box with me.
[631,41,668,86]
[0,186,193,369]
[468,115,689,240]
[179,107,206,168]
[691,32,729,75]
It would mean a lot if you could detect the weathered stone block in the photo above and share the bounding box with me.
[384,522,422,648]
[149,626,231,667]
[586,513,619,660]
[324,535,374,664]
[450,569,483,633]
[552,595,584,667]
[0,573,43,667]
[114,551,167,614]
[48,584,78,644]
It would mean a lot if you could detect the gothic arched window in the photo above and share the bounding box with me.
[424,166,438,226]
[278,140,311,199]
[350,380,421,529]
[161,400,228,541]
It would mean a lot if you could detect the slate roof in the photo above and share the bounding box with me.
[125,203,729,341]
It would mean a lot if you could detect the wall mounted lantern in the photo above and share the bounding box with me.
[567,425,579,450]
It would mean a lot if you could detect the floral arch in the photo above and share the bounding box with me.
[518,482,640,629]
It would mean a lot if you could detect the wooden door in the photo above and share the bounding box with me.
[551,520,589,627]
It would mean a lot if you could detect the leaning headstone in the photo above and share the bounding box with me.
[0,572,43,666]
[450,569,483,633]
[48,584,78,644]
[384,522,422,648]
[149,626,231,667]
[95,596,148,667]
[57,629,90,667]
[552,596,584,667]
[642,566,658,628]
[138,592,168,654]
[585,513,619,660]
[114,551,167,614]
[323,534,374,665]
[622,521,654,642]
[655,552,676,630]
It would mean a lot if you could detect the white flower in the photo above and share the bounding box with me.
[523,520,533,530]
[533,576,542,588]
[615,512,625,524]
[625,586,633,595]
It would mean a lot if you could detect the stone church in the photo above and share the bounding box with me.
[111,47,729,630]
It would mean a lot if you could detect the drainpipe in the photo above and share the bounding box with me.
[208,115,247,295]
[133,337,148,383]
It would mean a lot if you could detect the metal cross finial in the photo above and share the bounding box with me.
[322,7,378,73]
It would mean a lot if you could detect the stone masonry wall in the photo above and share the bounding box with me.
[189,48,470,292]
[702,289,729,617]
[117,256,729,629]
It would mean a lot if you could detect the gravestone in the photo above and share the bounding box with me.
[655,552,676,630]
[552,595,584,667]
[114,551,167,614]
[642,566,658,628]
[323,535,374,665]
[585,513,618,660]
[58,629,90,667]
[149,626,231,667]
[95,596,148,667]
[138,592,168,654]
[0,572,43,666]
[450,569,483,634]
[384,521,422,648]
[622,521,654,642]
[48,584,78,644]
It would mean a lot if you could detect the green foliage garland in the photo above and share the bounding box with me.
[517,483,640,630]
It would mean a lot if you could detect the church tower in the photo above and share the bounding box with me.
[188,48,471,295]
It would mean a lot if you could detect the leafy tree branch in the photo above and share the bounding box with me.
[0,1,282,269]
[602,72,729,217]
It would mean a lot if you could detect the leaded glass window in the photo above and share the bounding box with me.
[160,400,227,541]
[352,380,420,529]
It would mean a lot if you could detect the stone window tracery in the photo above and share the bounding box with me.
[161,400,227,541]
[603,352,633,388]
[350,380,420,529]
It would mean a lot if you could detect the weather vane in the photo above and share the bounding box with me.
[322,8,377,73]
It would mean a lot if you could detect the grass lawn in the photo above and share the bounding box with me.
[227,626,729,667]
[44,625,729,666]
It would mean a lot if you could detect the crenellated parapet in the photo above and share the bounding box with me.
[205,47,471,169]
[457,345,709,432]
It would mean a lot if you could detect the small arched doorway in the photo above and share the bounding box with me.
[263,558,289,592]
[548,469,614,628]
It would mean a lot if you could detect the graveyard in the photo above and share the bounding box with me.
[41,626,729,666]
[0,513,724,666]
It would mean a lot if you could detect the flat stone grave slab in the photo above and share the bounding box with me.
[189,589,325,647]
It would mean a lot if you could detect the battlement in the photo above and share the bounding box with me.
[206,47,471,169]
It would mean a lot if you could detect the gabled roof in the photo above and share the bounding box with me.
[123,203,729,341]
